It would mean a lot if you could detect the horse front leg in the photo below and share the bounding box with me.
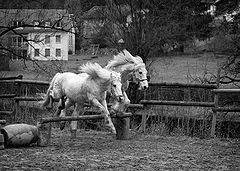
[122,91,130,110]
[70,103,84,138]
[113,91,130,115]
[92,98,116,134]
[110,100,120,115]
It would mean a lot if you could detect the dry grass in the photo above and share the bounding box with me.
[1,52,227,83]
[148,52,226,83]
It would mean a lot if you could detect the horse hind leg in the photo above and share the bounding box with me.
[70,103,84,139]
[57,96,66,111]
[45,95,54,109]
[59,99,73,130]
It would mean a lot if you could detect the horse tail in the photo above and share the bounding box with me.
[41,73,61,107]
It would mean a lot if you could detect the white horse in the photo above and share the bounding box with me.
[105,49,148,113]
[42,62,123,135]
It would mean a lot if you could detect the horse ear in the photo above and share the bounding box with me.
[134,56,144,63]
[122,49,134,58]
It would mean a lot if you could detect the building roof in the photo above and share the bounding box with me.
[0,9,73,30]
[82,6,107,19]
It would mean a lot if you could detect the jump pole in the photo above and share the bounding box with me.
[38,113,132,146]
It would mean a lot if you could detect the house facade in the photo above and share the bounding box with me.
[0,9,75,60]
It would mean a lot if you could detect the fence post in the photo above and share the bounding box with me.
[184,87,191,135]
[211,67,220,138]
[141,90,148,133]
[14,82,21,123]
[114,117,130,140]
[141,113,146,133]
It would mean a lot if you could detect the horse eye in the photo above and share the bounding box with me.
[139,71,142,74]
[113,84,117,87]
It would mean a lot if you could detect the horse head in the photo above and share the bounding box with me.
[109,71,124,102]
[133,56,149,90]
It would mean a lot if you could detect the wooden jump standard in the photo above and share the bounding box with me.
[38,113,133,146]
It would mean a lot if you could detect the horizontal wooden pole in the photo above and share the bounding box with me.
[84,103,143,109]
[128,104,144,108]
[212,107,240,112]
[0,111,13,115]
[14,97,43,101]
[0,80,15,83]
[40,113,133,124]
[0,75,23,80]
[0,120,6,124]
[148,82,217,89]
[213,89,240,94]
[141,100,215,107]
[0,94,16,98]
[14,79,49,85]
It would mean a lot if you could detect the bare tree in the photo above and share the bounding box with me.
[104,0,213,64]
[0,7,76,76]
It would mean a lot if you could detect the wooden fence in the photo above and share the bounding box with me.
[1,73,240,138]
[139,70,240,138]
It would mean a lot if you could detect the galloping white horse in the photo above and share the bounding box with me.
[42,62,123,135]
[105,49,148,113]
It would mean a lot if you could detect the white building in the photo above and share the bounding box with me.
[0,9,75,60]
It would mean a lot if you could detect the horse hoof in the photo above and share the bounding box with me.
[112,129,116,134]
[59,122,66,130]
[107,125,116,134]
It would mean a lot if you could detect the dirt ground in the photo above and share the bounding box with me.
[1,129,240,171]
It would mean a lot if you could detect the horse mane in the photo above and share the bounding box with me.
[106,49,136,69]
[79,62,110,80]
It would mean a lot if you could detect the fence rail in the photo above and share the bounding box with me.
[148,82,218,89]
[140,69,240,138]
[1,72,240,138]
[213,89,240,93]
[141,100,215,107]
[14,79,49,85]
[40,113,133,124]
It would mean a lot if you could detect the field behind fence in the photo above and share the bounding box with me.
[1,76,240,138]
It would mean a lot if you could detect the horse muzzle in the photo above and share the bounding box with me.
[138,79,148,90]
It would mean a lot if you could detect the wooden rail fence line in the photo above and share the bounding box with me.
[1,71,240,140]
[140,68,240,138]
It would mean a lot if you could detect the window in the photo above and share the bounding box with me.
[23,36,27,43]
[33,20,40,29]
[56,21,62,28]
[56,35,61,43]
[45,49,50,57]
[45,35,50,44]
[12,21,24,29]
[45,21,51,28]
[33,21,40,26]
[34,49,39,57]
[56,49,61,57]
[69,34,73,45]
[18,37,22,47]
[12,37,17,46]
[34,35,39,43]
